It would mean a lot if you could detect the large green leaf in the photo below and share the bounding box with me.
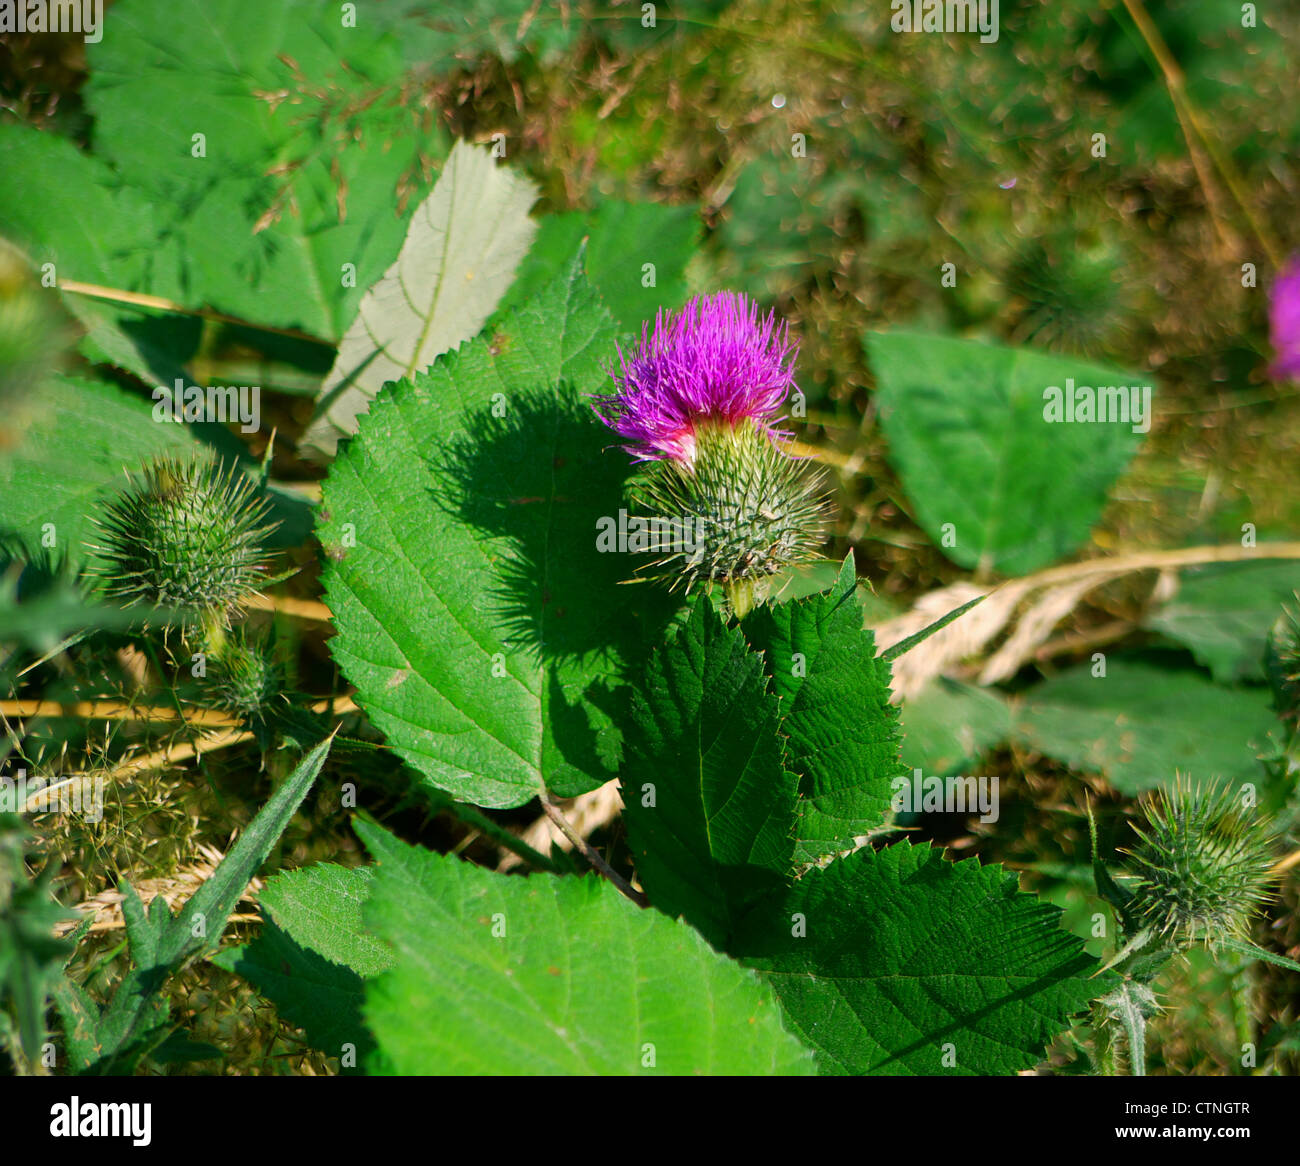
[744,555,905,862]
[355,819,814,1075]
[621,595,798,949]
[868,332,1147,575]
[319,252,677,809]
[1013,659,1277,795]
[734,841,1106,1075]
[84,0,448,339]
[304,139,539,458]
[1144,561,1300,683]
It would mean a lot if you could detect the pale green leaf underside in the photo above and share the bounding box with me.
[305,139,539,458]
[357,819,814,1075]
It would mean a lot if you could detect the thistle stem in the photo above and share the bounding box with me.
[726,578,756,620]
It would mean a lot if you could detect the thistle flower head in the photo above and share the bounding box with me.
[87,454,277,623]
[591,293,827,614]
[592,291,798,465]
[1269,255,1300,382]
[1122,780,1277,949]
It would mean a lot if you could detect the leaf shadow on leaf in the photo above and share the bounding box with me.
[427,382,679,666]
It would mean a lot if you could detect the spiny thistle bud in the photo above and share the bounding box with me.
[1121,781,1277,949]
[1265,601,1300,729]
[205,627,284,721]
[87,454,277,626]
[591,292,828,615]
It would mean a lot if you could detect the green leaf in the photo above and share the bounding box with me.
[1013,659,1276,794]
[733,841,1107,1075]
[867,332,1147,575]
[621,594,798,948]
[319,252,676,809]
[216,925,374,1071]
[745,555,905,861]
[0,374,196,570]
[214,864,388,1071]
[255,864,391,978]
[87,737,333,1071]
[355,819,814,1075]
[164,735,333,966]
[899,677,1011,777]
[1144,561,1300,683]
[304,139,539,459]
[494,200,699,332]
[84,0,449,338]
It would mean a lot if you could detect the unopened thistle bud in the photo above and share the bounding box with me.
[1121,781,1277,949]
[87,454,277,630]
[1265,602,1300,729]
[204,626,284,721]
[591,292,828,615]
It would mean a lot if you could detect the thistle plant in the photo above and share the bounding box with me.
[87,454,278,645]
[1089,780,1287,1075]
[203,625,285,722]
[591,291,828,616]
[1265,602,1300,732]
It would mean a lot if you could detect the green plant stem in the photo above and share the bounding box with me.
[1091,1000,1119,1075]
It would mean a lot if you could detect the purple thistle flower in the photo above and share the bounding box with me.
[592,291,799,464]
[1270,255,1300,381]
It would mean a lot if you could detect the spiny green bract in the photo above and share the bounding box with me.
[629,418,827,595]
[87,454,277,621]
[1122,781,1277,948]
[1265,603,1300,729]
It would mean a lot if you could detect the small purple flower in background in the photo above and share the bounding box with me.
[1269,255,1300,381]
[591,291,799,465]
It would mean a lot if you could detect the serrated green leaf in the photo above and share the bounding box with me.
[1013,659,1276,795]
[868,332,1147,575]
[305,139,539,459]
[355,819,814,1075]
[621,595,798,948]
[164,735,333,966]
[216,924,375,1071]
[744,555,905,861]
[256,864,391,978]
[734,841,1107,1075]
[319,253,677,809]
